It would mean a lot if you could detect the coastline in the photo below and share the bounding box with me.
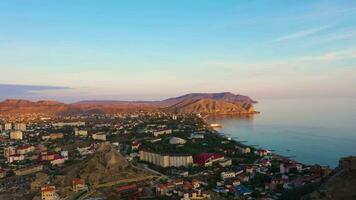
[203,117,325,169]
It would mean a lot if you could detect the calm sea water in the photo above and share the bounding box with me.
[207,98,356,168]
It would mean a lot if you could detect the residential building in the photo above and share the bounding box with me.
[280,162,302,174]
[4,123,12,131]
[0,169,6,178]
[17,145,35,155]
[74,129,88,137]
[72,178,86,192]
[52,122,85,127]
[221,172,236,180]
[41,186,59,200]
[10,130,23,140]
[14,123,26,131]
[4,146,16,157]
[169,137,186,145]
[153,129,172,137]
[194,153,225,166]
[140,151,193,167]
[49,133,64,140]
[92,133,106,141]
[14,165,43,176]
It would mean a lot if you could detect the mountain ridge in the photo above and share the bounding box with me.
[0,92,257,115]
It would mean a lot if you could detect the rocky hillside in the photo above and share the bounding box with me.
[0,92,257,115]
[0,99,68,114]
[163,98,255,115]
[58,143,142,186]
[307,156,356,200]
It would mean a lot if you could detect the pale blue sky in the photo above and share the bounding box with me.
[0,0,355,102]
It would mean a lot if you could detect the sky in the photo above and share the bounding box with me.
[0,0,355,102]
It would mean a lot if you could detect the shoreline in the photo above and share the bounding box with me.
[203,118,329,169]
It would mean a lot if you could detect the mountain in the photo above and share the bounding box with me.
[0,99,67,114]
[163,98,255,115]
[0,92,257,115]
[162,92,256,105]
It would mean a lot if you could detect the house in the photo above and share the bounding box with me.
[192,179,200,189]
[0,169,6,178]
[14,165,43,176]
[219,158,232,167]
[237,174,249,182]
[194,153,224,166]
[74,129,88,137]
[256,149,269,157]
[10,131,23,140]
[267,178,284,190]
[280,162,302,174]
[156,183,175,196]
[49,133,64,140]
[131,141,141,150]
[189,133,204,139]
[92,133,106,141]
[3,146,16,157]
[7,154,25,163]
[169,137,186,145]
[259,159,272,167]
[40,152,57,161]
[16,145,35,155]
[41,186,59,200]
[245,166,254,174]
[221,172,236,180]
[235,145,251,154]
[50,155,67,165]
[153,129,172,137]
[72,178,86,192]
[235,185,252,196]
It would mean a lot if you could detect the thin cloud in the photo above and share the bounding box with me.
[0,84,70,99]
[272,25,331,43]
[301,49,356,61]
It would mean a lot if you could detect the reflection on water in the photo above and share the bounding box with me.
[206,98,356,168]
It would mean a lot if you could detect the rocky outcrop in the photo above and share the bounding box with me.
[307,156,356,200]
[60,143,142,186]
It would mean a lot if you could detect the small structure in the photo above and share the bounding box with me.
[169,137,186,145]
[194,153,225,166]
[153,129,172,137]
[41,186,59,200]
[72,178,86,192]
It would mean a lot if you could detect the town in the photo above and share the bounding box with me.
[0,112,332,200]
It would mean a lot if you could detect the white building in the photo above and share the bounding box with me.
[153,129,172,137]
[140,151,193,168]
[92,133,106,141]
[220,172,236,180]
[10,131,23,140]
[169,137,186,145]
[52,122,85,127]
[74,129,88,137]
[4,123,12,131]
[14,123,26,131]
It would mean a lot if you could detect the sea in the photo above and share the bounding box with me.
[207,98,356,168]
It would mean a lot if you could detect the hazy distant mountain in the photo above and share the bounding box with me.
[0,92,257,115]
[162,92,257,105]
